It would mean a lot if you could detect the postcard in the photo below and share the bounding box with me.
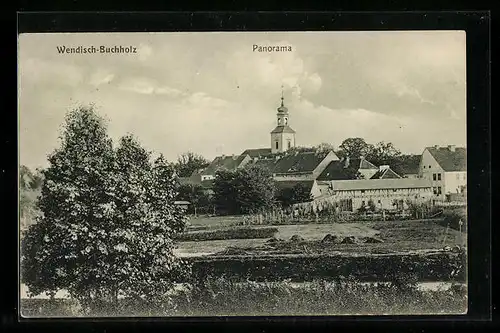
[18,31,467,317]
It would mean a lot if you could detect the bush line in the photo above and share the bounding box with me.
[175,227,279,242]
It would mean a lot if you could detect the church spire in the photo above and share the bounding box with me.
[281,84,284,107]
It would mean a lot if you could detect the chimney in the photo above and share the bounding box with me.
[434,145,439,149]
[344,156,350,168]
[379,165,390,171]
[448,145,456,152]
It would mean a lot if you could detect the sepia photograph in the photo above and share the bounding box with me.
[18,31,467,317]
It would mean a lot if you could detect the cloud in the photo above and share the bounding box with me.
[89,70,115,87]
[225,40,323,97]
[119,78,187,98]
[18,32,467,169]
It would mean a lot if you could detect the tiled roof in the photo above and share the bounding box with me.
[252,151,329,175]
[241,148,272,158]
[316,160,353,181]
[427,147,466,172]
[397,155,421,175]
[270,125,296,134]
[254,158,280,173]
[317,178,433,191]
[316,157,378,181]
[370,168,402,179]
[358,158,378,170]
[201,155,245,176]
[273,151,327,174]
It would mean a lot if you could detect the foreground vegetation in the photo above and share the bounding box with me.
[21,277,467,317]
[189,250,466,283]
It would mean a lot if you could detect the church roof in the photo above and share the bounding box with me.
[427,146,466,172]
[241,148,272,158]
[271,125,296,134]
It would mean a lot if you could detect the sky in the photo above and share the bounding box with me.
[18,31,466,170]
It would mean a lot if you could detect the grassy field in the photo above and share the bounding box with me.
[176,217,465,257]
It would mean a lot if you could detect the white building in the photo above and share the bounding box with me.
[419,145,466,202]
[307,178,434,212]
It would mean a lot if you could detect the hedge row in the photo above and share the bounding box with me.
[188,251,466,283]
[20,278,467,317]
[175,227,279,242]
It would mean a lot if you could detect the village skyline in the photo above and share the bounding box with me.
[19,31,466,170]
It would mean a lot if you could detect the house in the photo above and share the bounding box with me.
[419,145,466,201]
[255,150,340,181]
[312,178,433,212]
[199,154,252,181]
[274,179,322,201]
[370,165,402,179]
[316,156,379,181]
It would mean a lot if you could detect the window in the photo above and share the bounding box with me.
[429,165,431,169]
[377,200,381,204]
[275,141,279,149]
[361,190,365,194]
[287,140,291,149]
[423,165,426,169]
[437,173,441,181]
[437,186,442,195]
[433,174,437,181]
[433,187,437,194]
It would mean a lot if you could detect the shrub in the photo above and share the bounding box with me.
[175,227,279,242]
[188,252,466,283]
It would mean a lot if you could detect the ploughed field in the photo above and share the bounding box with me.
[175,217,466,257]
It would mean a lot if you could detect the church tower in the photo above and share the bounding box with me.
[270,88,296,153]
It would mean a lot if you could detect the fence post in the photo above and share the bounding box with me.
[442,224,449,247]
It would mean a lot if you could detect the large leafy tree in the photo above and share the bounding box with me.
[174,152,210,178]
[212,165,275,215]
[19,165,44,229]
[366,141,402,164]
[276,183,314,208]
[338,138,373,159]
[21,106,188,314]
